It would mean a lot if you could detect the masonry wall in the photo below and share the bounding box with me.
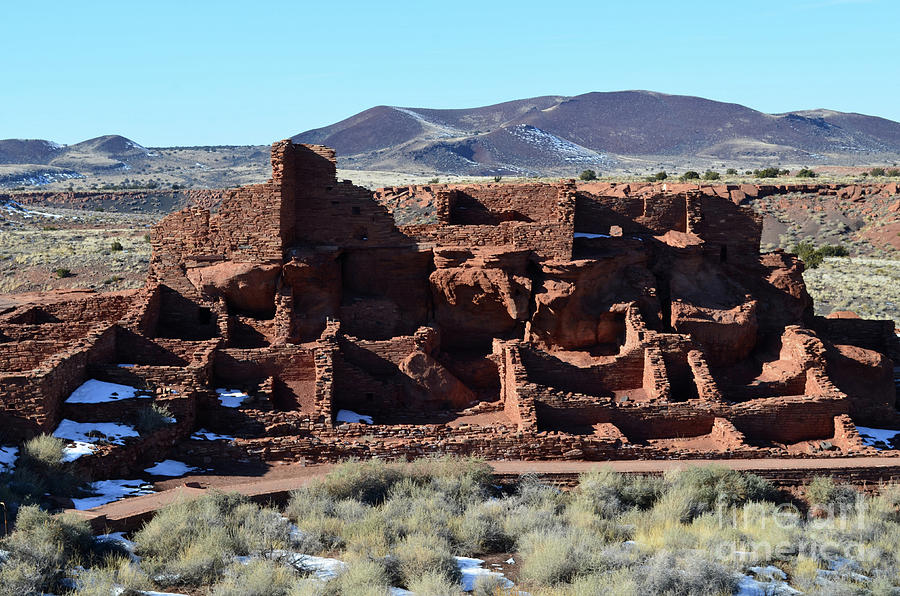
[402,222,573,260]
[447,184,565,225]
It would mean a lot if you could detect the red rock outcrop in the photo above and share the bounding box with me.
[2,140,898,478]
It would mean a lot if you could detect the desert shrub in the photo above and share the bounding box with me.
[887,168,900,177]
[646,171,668,182]
[393,533,461,588]
[819,244,850,257]
[110,240,124,251]
[72,557,152,596]
[702,170,721,180]
[408,569,462,595]
[754,167,783,178]
[680,171,700,181]
[211,559,301,596]
[870,167,887,177]
[54,267,71,278]
[574,469,663,518]
[0,506,98,594]
[428,178,440,184]
[518,528,605,586]
[579,169,597,181]
[296,457,492,511]
[325,558,391,596]
[134,402,175,433]
[726,168,738,175]
[453,500,514,553]
[656,466,776,523]
[791,241,849,268]
[309,459,405,505]
[134,491,292,586]
[6,435,85,505]
[805,476,859,512]
[636,550,737,596]
[501,475,567,539]
[797,168,817,178]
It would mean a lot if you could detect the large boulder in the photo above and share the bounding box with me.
[430,248,532,348]
[527,252,658,350]
[187,261,280,314]
[400,350,476,409]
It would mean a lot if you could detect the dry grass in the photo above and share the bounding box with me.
[803,257,900,324]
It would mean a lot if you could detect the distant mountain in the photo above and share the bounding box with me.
[0,135,270,190]
[292,91,900,175]
[0,134,152,174]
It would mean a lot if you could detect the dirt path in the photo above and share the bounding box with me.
[73,456,900,532]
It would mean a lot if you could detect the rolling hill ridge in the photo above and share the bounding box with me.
[292,90,900,175]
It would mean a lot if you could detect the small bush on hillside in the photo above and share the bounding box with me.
[702,170,721,180]
[870,167,887,177]
[753,167,783,178]
[579,169,597,181]
[887,168,900,177]
[726,168,738,175]
[646,171,668,182]
[54,267,71,278]
[110,240,124,251]
[680,171,700,181]
[134,403,175,434]
[796,168,817,178]
[790,240,850,269]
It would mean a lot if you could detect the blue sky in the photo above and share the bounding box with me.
[2,0,897,146]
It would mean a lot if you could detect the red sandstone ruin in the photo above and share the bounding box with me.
[1,140,898,478]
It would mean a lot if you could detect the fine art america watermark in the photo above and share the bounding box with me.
[710,496,886,566]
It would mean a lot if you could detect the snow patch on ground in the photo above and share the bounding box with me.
[737,565,800,595]
[71,479,154,510]
[856,426,900,449]
[191,429,235,441]
[144,460,198,477]
[508,124,607,163]
[336,409,373,424]
[456,556,514,592]
[62,441,96,462]
[216,388,249,408]
[64,379,152,404]
[0,446,18,473]
[54,419,139,446]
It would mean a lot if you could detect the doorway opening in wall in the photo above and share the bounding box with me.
[720,245,728,263]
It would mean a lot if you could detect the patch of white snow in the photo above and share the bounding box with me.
[64,379,151,404]
[216,388,250,408]
[144,460,198,477]
[335,409,373,424]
